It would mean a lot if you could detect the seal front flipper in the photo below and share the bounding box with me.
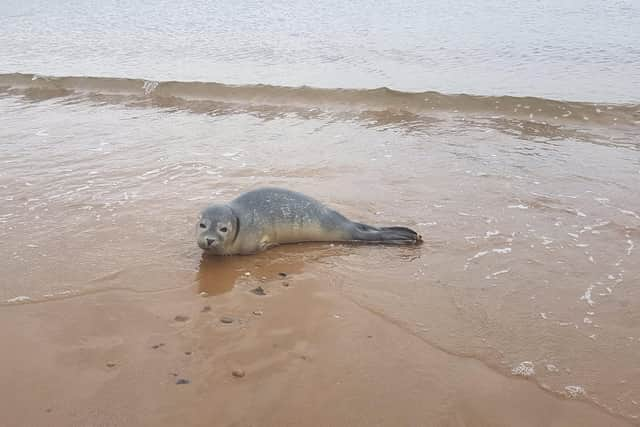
[349,222,422,244]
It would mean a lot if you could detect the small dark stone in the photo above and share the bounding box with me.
[174,315,189,322]
[176,378,190,385]
[106,362,117,368]
[278,272,288,278]
[250,286,266,296]
[152,343,165,349]
[45,408,53,413]
[232,369,245,378]
[185,351,192,356]
[282,282,290,287]
[170,372,178,377]
[220,316,234,324]
[201,305,211,313]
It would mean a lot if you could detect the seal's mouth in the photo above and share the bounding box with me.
[198,235,221,252]
[197,235,218,250]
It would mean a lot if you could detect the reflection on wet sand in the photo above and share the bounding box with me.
[196,244,351,296]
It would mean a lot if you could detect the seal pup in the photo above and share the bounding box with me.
[196,187,422,255]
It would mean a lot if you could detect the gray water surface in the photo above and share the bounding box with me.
[1,0,639,102]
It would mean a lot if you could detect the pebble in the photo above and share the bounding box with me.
[185,351,192,356]
[251,286,266,296]
[174,315,189,322]
[201,305,211,312]
[278,272,288,278]
[199,291,209,297]
[252,310,263,316]
[282,282,290,287]
[176,378,190,385]
[151,343,165,349]
[232,369,245,378]
[106,362,117,368]
[220,316,234,324]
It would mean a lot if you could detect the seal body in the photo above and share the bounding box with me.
[196,187,421,255]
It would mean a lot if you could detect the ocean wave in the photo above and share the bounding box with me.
[1,73,638,127]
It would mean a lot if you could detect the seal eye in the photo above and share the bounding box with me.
[199,223,206,229]
[219,227,228,233]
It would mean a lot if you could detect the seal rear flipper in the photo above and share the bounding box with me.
[350,223,422,244]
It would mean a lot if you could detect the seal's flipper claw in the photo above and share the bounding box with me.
[378,226,421,243]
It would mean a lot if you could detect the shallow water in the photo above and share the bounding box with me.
[1,0,640,423]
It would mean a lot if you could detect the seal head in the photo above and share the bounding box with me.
[196,204,238,255]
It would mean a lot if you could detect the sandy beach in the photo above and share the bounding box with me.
[0,263,632,426]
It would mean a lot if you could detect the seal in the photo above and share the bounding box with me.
[196,187,422,255]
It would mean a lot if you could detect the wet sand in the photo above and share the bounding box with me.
[0,269,632,427]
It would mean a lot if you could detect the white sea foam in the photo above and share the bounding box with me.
[142,80,159,95]
[508,204,528,209]
[619,209,640,220]
[492,248,511,254]
[564,385,586,398]
[468,251,488,261]
[7,296,31,303]
[491,269,510,276]
[485,230,500,238]
[141,168,161,176]
[511,361,535,377]
[580,285,595,306]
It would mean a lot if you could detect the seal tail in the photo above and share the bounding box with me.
[350,222,422,244]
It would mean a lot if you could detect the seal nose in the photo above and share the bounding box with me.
[206,237,216,247]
